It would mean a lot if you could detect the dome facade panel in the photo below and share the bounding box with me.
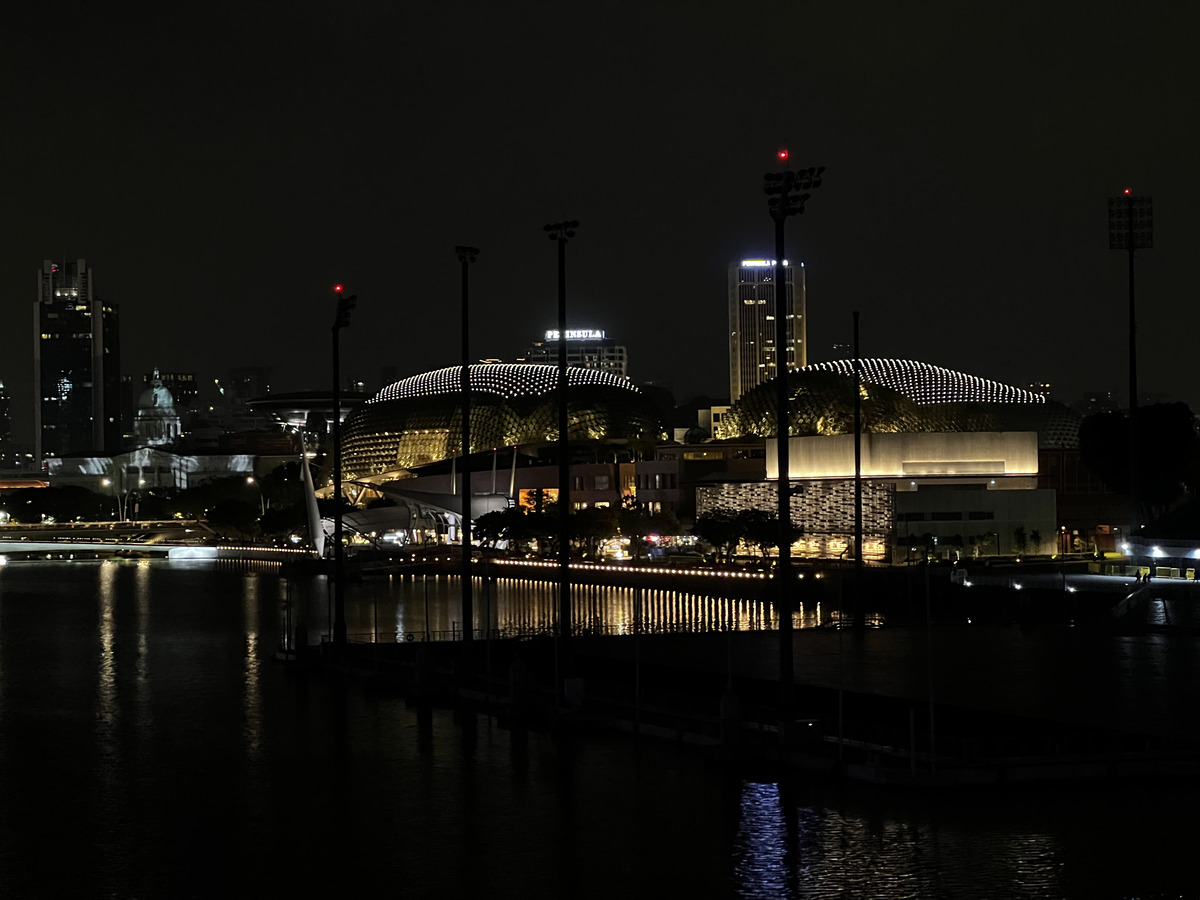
[342,364,658,478]
[717,359,1079,449]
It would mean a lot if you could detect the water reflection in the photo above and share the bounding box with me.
[0,564,5,723]
[0,561,1193,897]
[732,780,1066,898]
[734,782,798,897]
[326,574,844,643]
[243,573,262,759]
[96,561,119,735]
[133,559,154,761]
[95,560,124,897]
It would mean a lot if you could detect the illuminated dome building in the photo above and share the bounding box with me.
[698,359,1086,561]
[716,358,1080,449]
[340,364,660,480]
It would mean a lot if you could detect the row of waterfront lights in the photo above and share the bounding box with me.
[486,558,836,580]
[198,545,312,555]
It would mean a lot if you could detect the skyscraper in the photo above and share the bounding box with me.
[728,258,805,403]
[34,259,121,460]
[0,380,11,461]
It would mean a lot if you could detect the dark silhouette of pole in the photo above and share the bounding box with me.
[456,246,479,642]
[544,220,578,649]
[853,311,864,628]
[763,154,823,732]
[771,213,793,722]
[1108,191,1153,529]
[331,285,357,649]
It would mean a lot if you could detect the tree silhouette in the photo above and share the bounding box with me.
[1080,403,1199,523]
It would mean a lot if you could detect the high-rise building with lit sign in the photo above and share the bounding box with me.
[728,258,805,403]
[519,329,628,379]
[34,259,121,461]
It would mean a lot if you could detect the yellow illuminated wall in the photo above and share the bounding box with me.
[767,432,1039,480]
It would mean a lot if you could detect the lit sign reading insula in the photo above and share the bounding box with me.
[545,329,605,341]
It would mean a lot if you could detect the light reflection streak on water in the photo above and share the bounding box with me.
[357,575,839,640]
[132,560,155,751]
[0,563,4,724]
[135,559,152,697]
[97,562,119,735]
[95,560,124,892]
[732,780,1064,899]
[243,573,262,759]
[1003,834,1061,897]
[734,782,799,898]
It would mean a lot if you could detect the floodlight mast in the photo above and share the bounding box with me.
[331,285,358,650]
[544,220,579,685]
[456,246,480,641]
[1108,191,1153,529]
[763,155,823,740]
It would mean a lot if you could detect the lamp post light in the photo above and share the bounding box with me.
[331,284,358,650]
[544,220,579,651]
[763,153,823,731]
[246,476,265,516]
[455,246,480,642]
[1109,190,1153,529]
[121,479,146,522]
[101,477,117,521]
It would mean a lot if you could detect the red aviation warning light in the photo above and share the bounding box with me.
[1124,188,1131,195]
[777,149,789,162]
[333,283,344,293]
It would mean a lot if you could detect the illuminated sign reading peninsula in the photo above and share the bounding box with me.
[544,329,605,341]
[740,259,791,267]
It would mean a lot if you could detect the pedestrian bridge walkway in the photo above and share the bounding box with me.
[0,539,312,562]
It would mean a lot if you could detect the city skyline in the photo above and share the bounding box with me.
[3,3,1197,446]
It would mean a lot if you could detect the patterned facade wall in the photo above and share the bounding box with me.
[696,480,895,560]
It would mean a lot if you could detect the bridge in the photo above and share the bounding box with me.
[0,520,314,562]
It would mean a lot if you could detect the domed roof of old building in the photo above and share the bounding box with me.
[136,368,178,418]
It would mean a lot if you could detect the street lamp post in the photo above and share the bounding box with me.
[763,154,823,733]
[331,284,358,650]
[456,245,480,642]
[544,220,579,651]
[1108,191,1153,529]
[246,476,264,516]
[101,477,117,520]
[120,478,146,522]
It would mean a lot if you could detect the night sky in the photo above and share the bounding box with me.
[3,1,1197,444]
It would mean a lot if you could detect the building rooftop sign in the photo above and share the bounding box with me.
[544,329,605,341]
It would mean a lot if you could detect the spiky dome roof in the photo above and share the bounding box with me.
[718,360,1079,448]
[342,364,659,478]
[376,364,632,401]
[805,358,1046,405]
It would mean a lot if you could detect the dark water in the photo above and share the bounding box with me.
[0,560,1196,898]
